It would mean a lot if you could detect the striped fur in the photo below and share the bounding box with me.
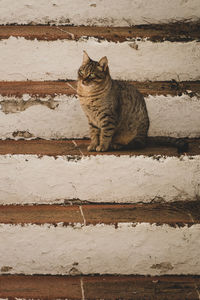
[77,52,188,152]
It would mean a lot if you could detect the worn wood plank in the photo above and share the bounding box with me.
[0,139,199,157]
[0,205,83,225]
[0,275,82,299]
[83,275,200,300]
[0,80,199,97]
[0,275,199,299]
[0,202,200,226]
[0,23,200,42]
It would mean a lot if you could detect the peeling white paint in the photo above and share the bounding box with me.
[0,0,200,26]
[0,97,58,114]
[0,37,200,81]
[0,94,199,139]
[0,95,88,140]
[0,223,200,275]
[0,154,199,204]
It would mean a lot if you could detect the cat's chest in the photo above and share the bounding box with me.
[80,99,107,125]
[81,100,100,115]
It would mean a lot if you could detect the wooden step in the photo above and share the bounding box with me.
[0,139,199,157]
[0,80,199,97]
[1,23,200,42]
[0,202,199,226]
[0,275,200,299]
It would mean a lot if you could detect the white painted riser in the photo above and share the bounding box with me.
[0,0,199,26]
[1,94,200,140]
[0,38,200,81]
[0,223,200,275]
[0,155,199,205]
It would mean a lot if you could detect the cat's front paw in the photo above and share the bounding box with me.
[96,144,109,152]
[87,143,98,152]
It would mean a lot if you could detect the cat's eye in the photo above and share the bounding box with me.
[89,73,95,78]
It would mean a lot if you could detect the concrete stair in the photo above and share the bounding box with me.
[0,1,200,298]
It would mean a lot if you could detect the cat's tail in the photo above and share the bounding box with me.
[147,136,189,153]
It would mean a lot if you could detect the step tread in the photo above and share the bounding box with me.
[0,202,199,226]
[0,275,200,299]
[0,139,199,157]
[0,80,199,96]
[1,23,200,42]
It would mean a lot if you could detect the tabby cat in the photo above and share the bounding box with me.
[77,51,188,153]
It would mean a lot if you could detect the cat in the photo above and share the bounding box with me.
[77,51,188,153]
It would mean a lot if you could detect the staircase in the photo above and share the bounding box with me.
[0,1,200,299]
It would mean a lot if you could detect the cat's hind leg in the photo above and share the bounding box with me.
[128,120,149,150]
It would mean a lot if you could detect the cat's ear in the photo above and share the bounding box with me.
[98,56,108,71]
[82,50,90,65]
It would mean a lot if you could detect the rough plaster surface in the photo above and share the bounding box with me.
[0,223,200,275]
[0,95,87,140]
[0,94,199,139]
[0,155,199,204]
[146,94,200,138]
[0,0,199,26]
[0,38,200,81]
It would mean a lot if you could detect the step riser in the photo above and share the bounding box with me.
[0,155,199,204]
[1,38,200,81]
[1,94,199,140]
[0,0,200,26]
[0,223,200,275]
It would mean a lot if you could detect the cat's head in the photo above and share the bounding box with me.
[78,51,110,86]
